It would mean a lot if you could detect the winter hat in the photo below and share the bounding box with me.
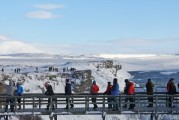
[44,81,50,87]
[66,79,70,83]
[125,79,129,83]
[113,78,118,83]
[92,80,96,85]
[16,82,21,86]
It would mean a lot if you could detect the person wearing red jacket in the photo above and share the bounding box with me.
[128,81,135,109]
[104,82,112,109]
[123,79,135,109]
[90,80,99,110]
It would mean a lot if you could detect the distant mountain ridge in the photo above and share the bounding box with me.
[0,53,175,59]
[0,53,100,59]
[0,53,54,58]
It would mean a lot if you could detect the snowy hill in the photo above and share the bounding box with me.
[0,57,132,120]
[0,59,130,94]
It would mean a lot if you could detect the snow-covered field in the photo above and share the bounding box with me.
[1,54,179,120]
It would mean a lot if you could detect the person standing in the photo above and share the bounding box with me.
[123,79,135,109]
[123,79,130,108]
[65,79,74,109]
[5,80,15,112]
[146,79,154,107]
[111,78,120,111]
[104,81,112,109]
[44,82,55,110]
[167,78,176,107]
[16,82,23,110]
[90,80,99,110]
[128,81,135,109]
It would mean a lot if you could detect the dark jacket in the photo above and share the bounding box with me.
[45,85,54,96]
[124,82,130,94]
[146,81,154,94]
[65,82,72,95]
[168,82,176,95]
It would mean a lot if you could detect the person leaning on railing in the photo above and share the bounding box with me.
[44,82,55,110]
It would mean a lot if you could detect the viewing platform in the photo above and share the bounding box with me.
[0,92,179,120]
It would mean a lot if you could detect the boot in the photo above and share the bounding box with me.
[70,104,74,108]
[46,105,49,110]
[18,105,21,110]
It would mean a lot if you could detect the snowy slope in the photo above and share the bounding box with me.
[0,58,131,120]
[1,56,179,120]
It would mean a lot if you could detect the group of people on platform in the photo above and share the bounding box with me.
[5,77,178,112]
[102,78,135,111]
[60,77,178,111]
[146,78,178,108]
[44,79,74,110]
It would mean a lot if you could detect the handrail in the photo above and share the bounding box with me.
[1,91,178,96]
[1,93,179,120]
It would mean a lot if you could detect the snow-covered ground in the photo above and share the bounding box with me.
[1,54,179,120]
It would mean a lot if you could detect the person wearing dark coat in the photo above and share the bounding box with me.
[167,78,176,107]
[65,79,74,109]
[146,79,154,107]
[44,82,55,110]
[123,79,130,108]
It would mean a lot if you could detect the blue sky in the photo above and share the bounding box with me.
[0,0,179,55]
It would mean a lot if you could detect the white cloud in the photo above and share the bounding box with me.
[34,4,64,10]
[0,36,42,54]
[26,11,61,19]
[0,36,10,41]
[44,37,179,55]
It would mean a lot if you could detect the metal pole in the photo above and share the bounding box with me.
[155,96,158,120]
